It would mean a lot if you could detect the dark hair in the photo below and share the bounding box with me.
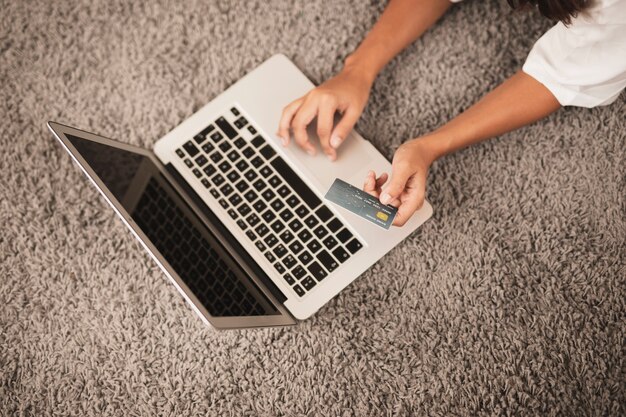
[507,0,590,24]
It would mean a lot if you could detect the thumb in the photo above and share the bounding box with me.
[380,162,412,205]
[329,107,360,149]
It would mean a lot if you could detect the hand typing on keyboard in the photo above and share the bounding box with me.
[276,64,373,161]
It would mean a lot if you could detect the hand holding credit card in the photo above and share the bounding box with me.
[325,178,398,229]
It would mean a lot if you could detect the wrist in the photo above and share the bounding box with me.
[343,53,379,86]
[413,133,449,163]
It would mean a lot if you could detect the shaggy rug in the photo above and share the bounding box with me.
[1,0,624,415]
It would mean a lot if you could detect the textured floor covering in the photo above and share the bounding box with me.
[1,0,625,415]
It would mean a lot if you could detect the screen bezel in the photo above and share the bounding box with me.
[48,121,296,329]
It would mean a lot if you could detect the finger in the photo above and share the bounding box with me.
[393,177,426,227]
[363,170,377,196]
[380,161,413,205]
[277,98,304,146]
[291,100,319,155]
[329,106,361,150]
[317,102,337,161]
[374,173,389,192]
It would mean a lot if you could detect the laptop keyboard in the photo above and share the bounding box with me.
[174,106,363,298]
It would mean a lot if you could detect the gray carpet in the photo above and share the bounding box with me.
[1,0,624,415]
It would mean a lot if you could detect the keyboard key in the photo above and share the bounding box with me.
[279,230,294,244]
[243,190,258,202]
[264,234,278,247]
[231,107,240,116]
[292,265,306,279]
[218,161,232,173]
[264,251,276,263]
[183,141,199,157]
[273,244,288,258]
[233,137,246,149]
[285,195,299,208]
[259,166,272,177]
[317,250,339,272]
[235,180,249,192]
[283,273,295,285]
[279,209,294,222]
[301,276,317,290]
[262,210,276,223]
[251,135,265,148]
[194,133,207,144]
[293,285,305,297]
[237,203,251,216]
[307,240,322,253]
[234,116,248,129]
[248,126,257,135]
[228,193,243,206]
[210,189,220,199]
[246,213,260,227]
[270,220,285,233]
[209,152,223,163]
[192,168,202,178]
[298,229,312,243]
[212,174,225,186]
[201,124,215,137]
[244,169,258,181]
[245,230,257,241]
[220,183,234,196]
[235,160,249,172]
[283,255,297,269]
[336,228,353,244]
[271,157,322,209]
[255,224,269,237]
[176,148,185,158]
[332,247,350,263]
[316,206,333,222]
[346,238,363,254]
[270,198,284,211]
[194,155,208,167]
[227,170,241,182]
[250,156,264,168]
[268,175,282,188]
[227,150,240,162]
[288,219,303,232]
[294,205,309,218]
[298,251,313,265]
[242,147,255,159]
[323,236,338,250]
[219,141,232,152]
[201,178,211,188]
[304,215,319,228]
[253,179,267,191]
[218,198,228,209]
[273,262,285,274]
[307,261,327,281]
[184,158,193,167]
[313,225,328,239]
[216,117,237,139]
[277,185,290,198]
[255,240,266,252]
[259,144,276,160]
[236,219,247,230]
[203,165,217,177]
[210,131,224,142]
[252,200,267,213]
[202,143,214,153]
[261,189,276,202]
[327,218,342,233]
[288,241,303,254]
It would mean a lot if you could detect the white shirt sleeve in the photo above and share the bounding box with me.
[522,0,626,107]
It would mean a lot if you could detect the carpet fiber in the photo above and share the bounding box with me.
[1,0,624,415]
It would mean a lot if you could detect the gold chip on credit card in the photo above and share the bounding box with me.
[376,211,388,221]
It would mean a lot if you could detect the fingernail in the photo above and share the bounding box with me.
[306,146,316,156]
[380,192,391,204]
[330,134,342,149]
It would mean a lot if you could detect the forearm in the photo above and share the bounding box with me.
[344,0,452,83]
[423,71,562,160]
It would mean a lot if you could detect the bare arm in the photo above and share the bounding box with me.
[367,71,561,225]
[277,0,453,160]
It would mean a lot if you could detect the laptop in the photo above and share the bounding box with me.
[48,54,433,329]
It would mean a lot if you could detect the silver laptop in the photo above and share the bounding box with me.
[49,54,433,329]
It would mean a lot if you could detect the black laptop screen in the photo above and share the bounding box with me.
[66,134,279,317]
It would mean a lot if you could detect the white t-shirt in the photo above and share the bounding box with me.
[450,0,626,107]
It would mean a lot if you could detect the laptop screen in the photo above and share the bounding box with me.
[65,134,280,318]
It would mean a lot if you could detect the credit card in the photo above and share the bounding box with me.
[324,178,397,229]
